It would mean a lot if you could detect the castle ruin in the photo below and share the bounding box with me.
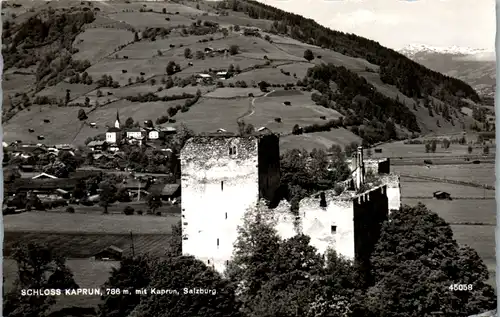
[180,134,401,274]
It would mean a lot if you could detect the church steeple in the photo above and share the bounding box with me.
[115,110,121,129]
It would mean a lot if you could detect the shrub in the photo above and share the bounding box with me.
[156,211,162,216]
[284,101,291,106]
[66,206,75,213]
[137,210,143,215]
[274,117,282,123]
[124,206,135,215]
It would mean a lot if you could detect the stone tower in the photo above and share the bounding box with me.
[180,134,281,273]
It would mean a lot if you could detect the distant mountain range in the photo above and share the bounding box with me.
[399,44,496,98]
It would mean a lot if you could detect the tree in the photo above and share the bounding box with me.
[467,145,473,154]
[384,120,397,140]
[98,255,155,317]
[292,124,302,135]
[483,145,489,154]
[166,220,182,257]
[84,96,90,107]
[125,117,134,128]
[247,235,327,317]
[4,167,21,183]
[78,109,88,121]
[166,61,177,75]
[146,194,162,212]
[229,45,239,55]
[3,242,79,317]
[99,181,116,214]
[115,187,131,202]
[65,89,71,105]
[226,201,281,314]
[367,203,496,316]
[222,28,229,37]
[344,141,359,157]
[162,8,166,14]
[134,32,139,42]
[425,143,431,153]
[184,47,192,58]
[304,49,314,61]
[129,256,241,317]
[430,139,437,153]
[442,138,451,149]
[234,24,240,32]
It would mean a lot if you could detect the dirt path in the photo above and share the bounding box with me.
[236,89,275,124]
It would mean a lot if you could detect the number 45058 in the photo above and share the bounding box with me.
[449,284,473,291]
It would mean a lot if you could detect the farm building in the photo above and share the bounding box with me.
[32,172,57,180]
[181,135,401,274]
[4,178,80,196]
[147,128,160,140]
[197,73,213,84]
[149,183,181,201]
[216,71,229,80]
[93,245,123,261]
[117,178,152,196]
[9,145,48,156]
[433,191,452,200]
[87,140,108,152]
[126,127,146,140]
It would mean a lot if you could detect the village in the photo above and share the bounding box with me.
[3,111,183,218]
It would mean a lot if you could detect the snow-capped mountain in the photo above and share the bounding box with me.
[398,44,496,97]
[400,44,494,58]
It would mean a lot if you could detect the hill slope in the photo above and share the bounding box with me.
[1,0,486,151]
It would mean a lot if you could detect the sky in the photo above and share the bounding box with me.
[257,0,496,50]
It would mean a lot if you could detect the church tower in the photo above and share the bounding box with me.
[114,110,121,129]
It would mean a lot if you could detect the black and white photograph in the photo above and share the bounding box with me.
[1,0,497,316]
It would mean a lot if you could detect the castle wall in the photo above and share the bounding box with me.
[353,186,389,266]
[270,191,355,259]
[181,137,260,273]
[379,174,401,212]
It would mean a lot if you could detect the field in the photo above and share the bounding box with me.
[247,92,343,134]
[4,258,118,310]
[275,43,379,72]
[4,212,179,234]
[175,97,250,133]
[226,67,298,85]
[117,33,225,59]
[205,87,265,98]
[449,225,496,288]
[3,231,172,258]
[73,28,135,63]
[36,82,98,100]
[393,164,495,187]
[3,106,84,144]
[3,73,36,95]
[372,141,497,159]
[107,12,195,29]
[400,180,495,198]
[94,1,205,15]
[402,198,495,225]
[280,129,362,152]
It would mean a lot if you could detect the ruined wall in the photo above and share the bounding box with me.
[353,186,389,270]
[181,136,260,273]
[298,191,356,259]
[258,134,281,202]
[379,174,401,212]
